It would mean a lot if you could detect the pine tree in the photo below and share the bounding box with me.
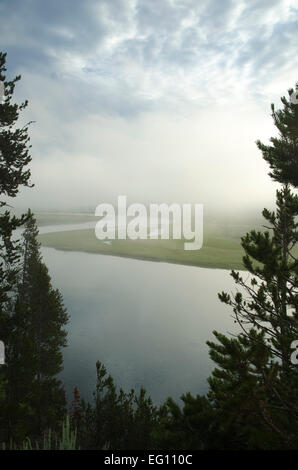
[152,392,215,450]
[0,51,33,443]
[205,330,281,449]
[1,211,69,443]
[76,361,159,449]
[152,85,298,450]
[0,52,69,445]
[0,51,33,307]
[256,84,298,187]
[19,210,69,437]
[213,85,298,447]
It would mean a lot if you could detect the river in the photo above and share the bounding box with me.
[39,223,240,405]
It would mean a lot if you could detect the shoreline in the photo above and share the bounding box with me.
[40,241,246,271]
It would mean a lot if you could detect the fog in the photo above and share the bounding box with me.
[1,0,296,214]
[12,102,279,215]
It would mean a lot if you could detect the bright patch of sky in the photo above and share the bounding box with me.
[0,0,297,211]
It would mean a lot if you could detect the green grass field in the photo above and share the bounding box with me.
[38,225,249,270]
[37,209,293,270]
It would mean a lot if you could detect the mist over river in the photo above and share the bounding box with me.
[40,224,240,405]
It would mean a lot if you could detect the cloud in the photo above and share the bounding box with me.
[0,0,296,211]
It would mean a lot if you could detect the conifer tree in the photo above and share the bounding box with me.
[0,51,33,443]
[76,361,159,449]
[1,211,69,443]
[0,51,33,308]
[153,85,298,450]
[256,83,298,187]
[212,85,298,447]
[19,210,69,436]
[0,52,69,445]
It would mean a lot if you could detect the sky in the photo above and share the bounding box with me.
[0,0,297,214]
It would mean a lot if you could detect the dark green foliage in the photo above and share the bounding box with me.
[21,212,68,435]
[256,86,298,187]
[0,52,32,197]
[206,330,283,449]
[152,393,214,449]
[72,361,160,450]
[213,87,298,448]
[0,51,33,307]
[0,50,35,444]
[1,416,78,450]
[152,85,298,450]
[218,186,298,366]
[0,211,69,443]
[153,332,278,450]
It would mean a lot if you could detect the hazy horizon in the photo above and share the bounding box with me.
[1,0,297,213]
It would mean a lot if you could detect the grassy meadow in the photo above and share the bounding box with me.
[38,228,244,269]
[36,213,267,270]
[38,210,298,270]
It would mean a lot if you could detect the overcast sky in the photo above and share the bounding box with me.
[1,0,297,213]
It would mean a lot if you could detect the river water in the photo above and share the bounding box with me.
[39,223,240,405]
